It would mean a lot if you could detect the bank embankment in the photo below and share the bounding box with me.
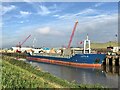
[1,55,104,89]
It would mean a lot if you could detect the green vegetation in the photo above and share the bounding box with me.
[91,41,118,49]
[1,55,105,89]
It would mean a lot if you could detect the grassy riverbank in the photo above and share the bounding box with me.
[1,55,105,89]
[91,41,118,49]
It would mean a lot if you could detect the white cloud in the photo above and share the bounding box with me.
[36,27,50,34]
[76,8,96,15]
[22,2,59,16]
[57,8,97,20]
[2,5,16,15]
[20,11,31,17]
[23,0,32,3]
[38,5,51,15]
[94,3,104,7]
[53,14,59,17]
[20,21,24,23]
[36,27,63,36]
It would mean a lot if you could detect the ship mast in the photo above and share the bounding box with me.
[83,34,91,54]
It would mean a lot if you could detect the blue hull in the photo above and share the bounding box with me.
[70,54,106,64]
[27,54,106,66]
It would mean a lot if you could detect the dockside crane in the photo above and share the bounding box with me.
[19,35,31,47]
[68,20,78,48]
[16,35,31,53]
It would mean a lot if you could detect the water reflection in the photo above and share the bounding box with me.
[102,65,119,76]
[28,61,119,88]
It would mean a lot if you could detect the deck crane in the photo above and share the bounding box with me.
[16,35,31,53]
[68,20,78,48]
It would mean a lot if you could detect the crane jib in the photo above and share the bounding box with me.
[68,21,78,48]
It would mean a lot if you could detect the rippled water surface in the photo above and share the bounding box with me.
[27,61,119,88]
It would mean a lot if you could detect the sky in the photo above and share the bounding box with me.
[1,2,118,48]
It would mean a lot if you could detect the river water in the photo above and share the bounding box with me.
[27,60,119,88]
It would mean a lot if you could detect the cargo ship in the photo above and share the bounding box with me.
[26,21,106,68]
[26,35,106,68]
[26,53,106,68]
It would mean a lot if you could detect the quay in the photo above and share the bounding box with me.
[103,55,120,66]
[102,54,120,75]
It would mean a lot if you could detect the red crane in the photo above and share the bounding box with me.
[20,35,31,47]
[16,35,31,53]
[68,20,78,48]
[16,35,31,48]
